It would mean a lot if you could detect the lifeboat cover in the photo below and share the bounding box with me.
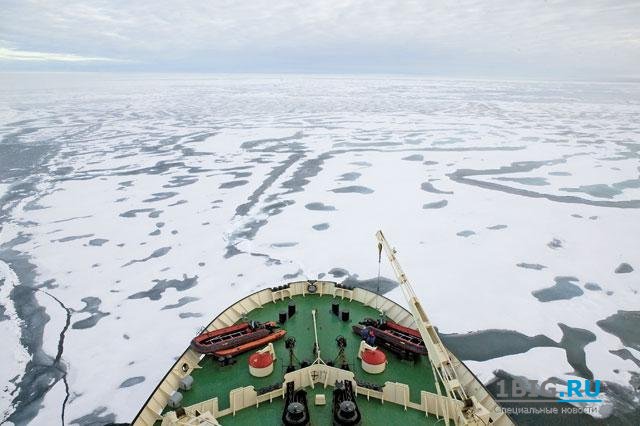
[249,351,274,368]
[361,349,386,365]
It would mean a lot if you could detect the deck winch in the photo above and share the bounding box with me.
[332,380,361,426]
[282,381,310,426]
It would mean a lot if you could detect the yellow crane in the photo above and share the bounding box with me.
[375,230,491,425]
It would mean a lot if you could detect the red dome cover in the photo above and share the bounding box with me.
[249,352,273,368]
[362,349,386,365]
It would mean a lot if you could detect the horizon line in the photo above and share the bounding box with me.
[1,70,639,85]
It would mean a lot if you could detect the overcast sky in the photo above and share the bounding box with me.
[1,0,639,80]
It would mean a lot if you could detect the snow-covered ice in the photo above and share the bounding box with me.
[0,74,639,424]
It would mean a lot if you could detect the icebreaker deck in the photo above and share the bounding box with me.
[132,231,515,426]
[133,282,514,426]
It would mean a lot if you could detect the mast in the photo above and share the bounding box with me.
[375,230,475,411]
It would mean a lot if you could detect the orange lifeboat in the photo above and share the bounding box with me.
[191,321,286,357]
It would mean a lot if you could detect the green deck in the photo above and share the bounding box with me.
[170,293,441,424]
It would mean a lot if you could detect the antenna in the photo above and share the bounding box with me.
[376,242,382,310]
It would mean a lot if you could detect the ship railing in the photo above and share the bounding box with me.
[168,365,466,426]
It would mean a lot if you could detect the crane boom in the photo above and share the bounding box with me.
[375,230,468,401]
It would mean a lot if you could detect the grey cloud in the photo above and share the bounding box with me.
[1,0,639,79]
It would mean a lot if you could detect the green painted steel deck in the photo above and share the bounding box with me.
[168,293,441,424]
